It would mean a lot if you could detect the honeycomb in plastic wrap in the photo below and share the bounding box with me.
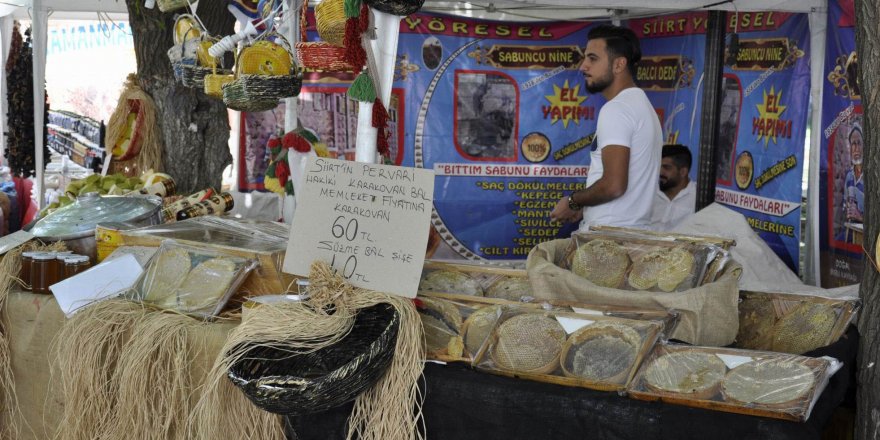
[628,246,695,292]
[485,277,531,302]
[463,305,502,356]
[562,322,642,382]
[419,270,484,296]
[643,351,727,399]
[722,359,816,406]
[491,313,566,373]
[736,296,776,349]
[571,239,630,288]
[143,247,190,308]
[417,297,464,357]
[771,302,838,354]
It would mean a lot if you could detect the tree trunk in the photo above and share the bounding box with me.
[854,0,880,438]
[124,1,235,194]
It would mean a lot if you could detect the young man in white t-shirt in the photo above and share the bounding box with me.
[550,24,662,231]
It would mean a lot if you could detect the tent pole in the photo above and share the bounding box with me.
[283,0,299,133]
[32,1,48,209]
[695,10,725,211]
[805,7,828,286]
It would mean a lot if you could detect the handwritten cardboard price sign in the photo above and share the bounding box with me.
[283,157,435,298]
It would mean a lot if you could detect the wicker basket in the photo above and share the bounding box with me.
[315,0,346,47]
[168,21,201,85]
[228,304,400,416]
[365,0,424,16]
[295,0,355,71]
[222,38,302,111]
[181,64,213,88]
[204,68,235,99]
[173,14,201,45]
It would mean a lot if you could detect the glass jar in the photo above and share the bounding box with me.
[31,253,56,294]
[63,255,92,279]
[19,251,43,291]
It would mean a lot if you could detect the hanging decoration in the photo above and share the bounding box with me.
[5,24,47,178]
[263,128,329,196]
[105,74,163,175]
[347,72,391,158]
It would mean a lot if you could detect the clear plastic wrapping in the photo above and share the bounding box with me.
[567,230,727,292]
[419,260,532,301]
[124,216,289,252]
[627,344,842,421]
[736,291,860,354]
[131,240,259,319]
[118,217,290,297]
[419,291,680,348]
[472,307,664,391]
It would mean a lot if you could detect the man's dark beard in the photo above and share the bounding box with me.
[585,76,611,94]
[659,178,676,191]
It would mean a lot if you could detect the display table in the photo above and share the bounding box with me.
[289,329,858,440]
[3,292,236,440]
[3,292,856,440]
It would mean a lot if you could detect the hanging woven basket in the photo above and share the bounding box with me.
[168,18,202,85]
[204,66,235,99]
[223,37,302,112]
[364,0,424,16]
[227,303,400,416]
[295,0,356,72]
[182,38,231,90]
[315,0,347,47]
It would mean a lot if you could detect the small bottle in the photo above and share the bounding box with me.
[31,253,57,294]
[20,251,42,291]
[131,179,176,198]
[63,255,92,279]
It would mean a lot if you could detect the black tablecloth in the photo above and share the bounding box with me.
[287,326,858,440]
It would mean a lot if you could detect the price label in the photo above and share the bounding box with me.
[282,157,435,298]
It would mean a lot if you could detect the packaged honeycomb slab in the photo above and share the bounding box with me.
[569,231,721,293]
[131,239,259,319]
[473,306,663,392]
[527,238,740,346]
[628,343,842,421]
[735,291,860,354]
[420,260,529,299]
[418,290,680,363]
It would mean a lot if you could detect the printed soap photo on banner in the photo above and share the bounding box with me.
[455,72,518,160]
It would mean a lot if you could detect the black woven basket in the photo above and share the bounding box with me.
[222,73,303,112]
[181,64,213,88]
[365,0,424,16]
[228,303,400,416]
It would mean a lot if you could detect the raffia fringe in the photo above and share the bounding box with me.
[190,260,425,440]
[0,241,67,440]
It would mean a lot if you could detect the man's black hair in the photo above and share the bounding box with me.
[662,144,692,170]
[587,24,642,77]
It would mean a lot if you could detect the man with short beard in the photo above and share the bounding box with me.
[550,24,662,230]
[650,144,696,231]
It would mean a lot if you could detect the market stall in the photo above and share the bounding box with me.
[0,1,866,440]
